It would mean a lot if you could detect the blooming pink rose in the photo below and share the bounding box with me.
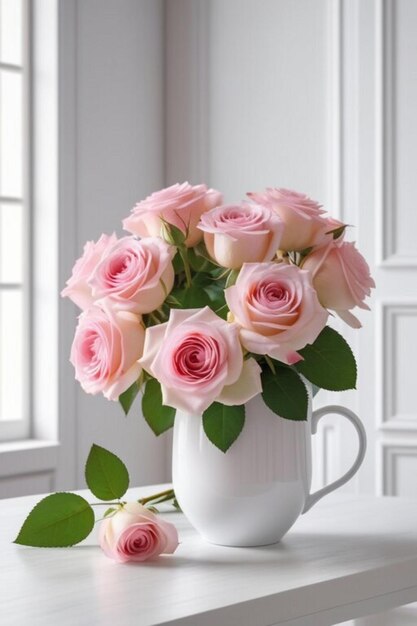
[70,304,144,400]
[140,307,262,414]
[302,239,375,328]
[225,263,328,365]
[89,236,174,314]
[197,202,284,269]
[99,502,178,563]
[123,182,223,248]
[247,188,327,252]
[61,233,117,310]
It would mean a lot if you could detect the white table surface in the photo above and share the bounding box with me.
[2,485,417,626]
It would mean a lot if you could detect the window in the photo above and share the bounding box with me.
[0,0,30,440]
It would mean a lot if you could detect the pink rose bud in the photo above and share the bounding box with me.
[123,182,223,248]
[197,202,284,269]
[302,239,375,328]
[99,502,179,563]
[89,236,175,314]
[225,263,328,365]
[70,304,145,400]
[61,233,118,310]
[247,188,327,252]
[140,307,262,414]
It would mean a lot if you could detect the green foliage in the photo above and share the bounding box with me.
[202,402,245,452]
[119,380,140,415]
[142,378,176,435]
[261,363,309,421]
[160,220,187,246]
[172,250,185,274]
[188,245,218,273]
[14,493,95,547]
[85,444,129,501]
[170,283,212,309]
[296,326,357,391]
[225,269,240,288]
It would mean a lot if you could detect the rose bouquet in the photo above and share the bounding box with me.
[15,182,374,559]
[61,182,374,452]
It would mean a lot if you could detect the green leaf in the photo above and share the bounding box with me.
[202,402,245,452]
[295,326,357,391]
[188,245,218,273]
[14,493,94,547]
[85,444,129,501]
[119,380,140,415]
[261,364,308,421]
[172,250,185,274]
[326,224,348,240]
[142,378,176,435]
[160,220,187,246]
[170,283,212,309]
[225,269,240,288]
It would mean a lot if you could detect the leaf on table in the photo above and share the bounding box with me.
[14,493,95,547]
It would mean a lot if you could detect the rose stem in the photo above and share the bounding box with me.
[138,488,175,506]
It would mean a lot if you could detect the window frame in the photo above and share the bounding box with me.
[0,0,32,441]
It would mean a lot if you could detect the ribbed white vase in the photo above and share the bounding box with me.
[172,384,366,547]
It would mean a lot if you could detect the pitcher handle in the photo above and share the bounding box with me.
[302,405,367,514]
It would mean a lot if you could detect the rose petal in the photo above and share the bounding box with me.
[216,358,262,406]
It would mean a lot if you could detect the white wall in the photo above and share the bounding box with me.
[62,0,169,489]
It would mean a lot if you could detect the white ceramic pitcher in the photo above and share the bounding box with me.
[172,384,366,546]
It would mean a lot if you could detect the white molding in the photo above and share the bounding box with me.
[376,0,417,268]
[0,440,59,478]
[377,300,417,432]
[326,0,342,216]
[379,441,417,496]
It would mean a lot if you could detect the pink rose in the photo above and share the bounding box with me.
[247,188,327,252]
[123,182,223,248]
[99,502,178,563]
[61,233,117,310]
[140,307,262,414]
[89,236,175,314]
[197,202,284,269]
[313,216,347,249]
[302,239,375,328]
[70,304,144,400]
[225,263,328,365]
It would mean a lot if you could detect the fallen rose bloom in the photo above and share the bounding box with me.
[198,202,283,269]
[99,502,179,563]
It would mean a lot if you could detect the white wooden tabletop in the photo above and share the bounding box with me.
[2,485,417,626]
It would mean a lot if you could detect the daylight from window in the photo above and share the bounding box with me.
[0,0,27,435]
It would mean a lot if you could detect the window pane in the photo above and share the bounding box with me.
[0,69,23,198]
[0,0,23,66]
[0,202,23,283]
[0,288,24,421]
